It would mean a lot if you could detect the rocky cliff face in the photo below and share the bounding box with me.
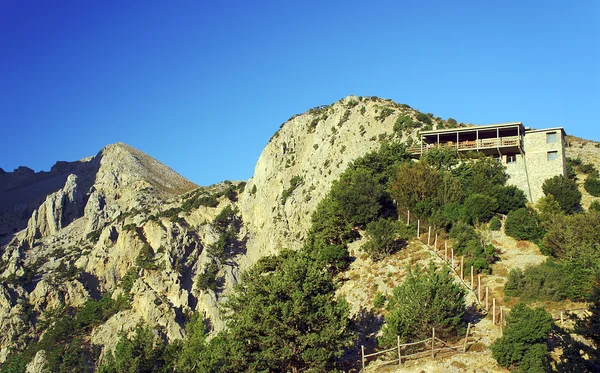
[0,96,452,364]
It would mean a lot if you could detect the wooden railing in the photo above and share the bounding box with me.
[409,136,521,155]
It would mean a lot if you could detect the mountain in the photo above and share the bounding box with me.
[1,96,598,371]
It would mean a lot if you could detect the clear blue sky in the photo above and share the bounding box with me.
[1,1,598,185]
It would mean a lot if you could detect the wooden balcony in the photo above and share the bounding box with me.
[409,136,522,155]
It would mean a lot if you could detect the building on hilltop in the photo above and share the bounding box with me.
[409,122,566,203]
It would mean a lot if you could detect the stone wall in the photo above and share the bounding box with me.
[505,129,566,203]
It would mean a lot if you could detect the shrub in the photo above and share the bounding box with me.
[505,261,593,302]
[280,175,303,204]
[542,175,581,213]
[580,163,598,175]
[505,208,543,241]
[373,292,387,309]
[363,218,404,261]
[447,118,458,126]
[375,107,394,122]
[589,200,600,213]
[584,177,600,197]
[492,185,527,214]
[196,262,219,292]
[380,264,465,346]
[489,216,501,231]
[491,303,552,373]
[135,244,157,270]
[464,193,498,223]
[415,112,432,125]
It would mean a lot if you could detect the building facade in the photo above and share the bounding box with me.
[409,123,566,203]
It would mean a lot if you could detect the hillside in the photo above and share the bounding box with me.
[0,96,598,372]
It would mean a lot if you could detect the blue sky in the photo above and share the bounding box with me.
[1,1,598,185]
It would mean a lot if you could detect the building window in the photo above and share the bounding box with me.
[506,154,517,164]
[547,151,558,161]
[547,132,557,144]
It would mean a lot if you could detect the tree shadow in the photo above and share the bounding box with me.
[550,325,600,373]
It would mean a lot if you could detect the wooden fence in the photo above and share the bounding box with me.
[360,324,472,370]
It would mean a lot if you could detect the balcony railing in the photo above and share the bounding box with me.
[409,136,521,155]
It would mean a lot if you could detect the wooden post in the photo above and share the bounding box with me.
[460,257,464,280]
[470,266,474,289]
[492,298,496,325]
[560,311,564,325]
[417,220,420,239]
[397,335,401,365]
[407,210,410,225]
[478,275,481,302]
[485,287,489,311]
[463,323,471,352]
[428,226,431,246]
[434,233,438,250]
[444,242,448,262]
[431,328,435,358]
[451,248,455,269]
[361,345,365,370]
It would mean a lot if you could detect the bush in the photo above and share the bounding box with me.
[196,262,219,292]
[542,175,581,213]
[584,177,600,197]
[492,185,527,214]
[380,264,465,346]
[505,208,543,241]
[491,303,552,373]
[505,261,593,302]
[464,193,498,223]
[135,244,157,270]
[489,216,502,231]
[363,218,404,261]
[589,200,600,213]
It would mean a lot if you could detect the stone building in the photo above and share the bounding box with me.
[410,122,566,203]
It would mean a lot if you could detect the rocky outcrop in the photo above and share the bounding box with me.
[26,174,86,242]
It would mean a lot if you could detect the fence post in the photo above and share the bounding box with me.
[463,323,471,352]
[460,257,464,280]
[560,311,564,325]
[431,328,435,358]
[451,248,455,269]
[417,220,420,239]
[428,226,431,246]
[485,287,489,311]
[361,345,365,371]
[478,275,481,302]
[492,298,496,325]
[397,335,401,365]
[407,210,410,226]
[470,266,474,289]
[434,233,438,250]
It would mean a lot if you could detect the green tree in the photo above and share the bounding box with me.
[505,208,544,241]
[491,303,552,373]
[542,175,581,213]
[98,327,165,373]
[542,211,600,267]
[492,185,527,214]
[584,177,600,197]
[463,193,498,223]
[328,168,385,227]
[452,157,508,197]
[391,161,441,216]
[222,250,355,373]
[363,218,405,260]
[380,264,465,346]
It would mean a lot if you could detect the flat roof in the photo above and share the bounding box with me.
[525,127,566,135]
[420,122,524,136]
